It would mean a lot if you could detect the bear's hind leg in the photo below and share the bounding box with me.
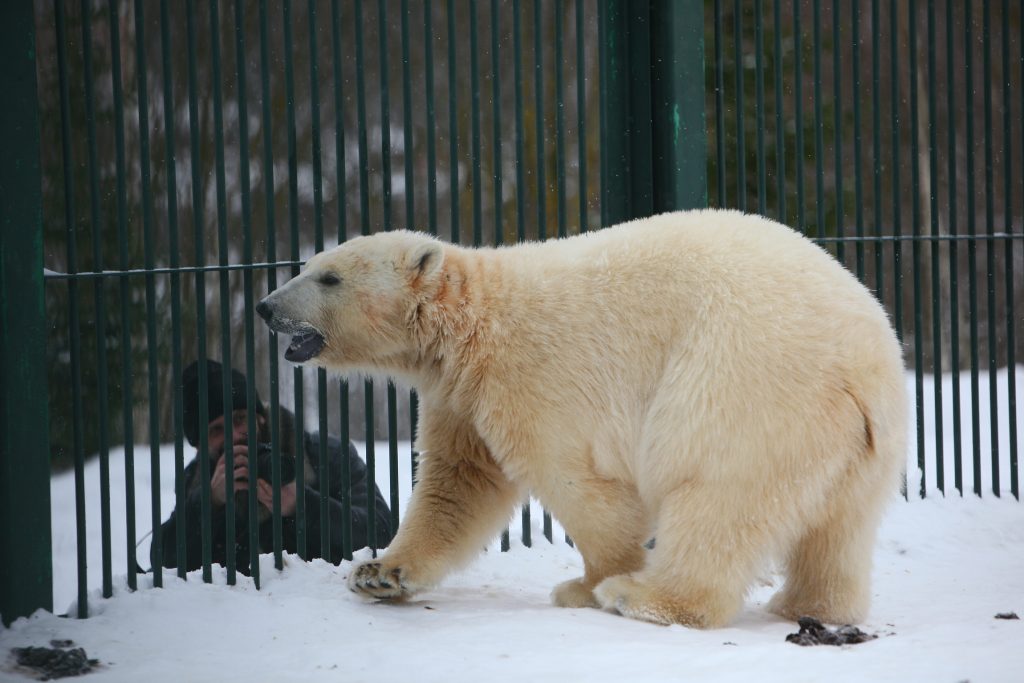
[593,482,773,628]
[551,540,647,609]
[542,474,647,610]
[767,470,890,625]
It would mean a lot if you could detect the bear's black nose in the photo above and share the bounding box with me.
[256,299,272,321]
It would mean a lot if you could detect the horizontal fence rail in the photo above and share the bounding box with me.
[5,0,1019,624]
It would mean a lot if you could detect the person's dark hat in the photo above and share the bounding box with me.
[182,359,265,447]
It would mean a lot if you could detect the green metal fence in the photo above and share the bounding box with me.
[0,0,1019,626]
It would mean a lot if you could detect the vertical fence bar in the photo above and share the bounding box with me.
[514,0,526,243]
[379,0,393,239]
[362,379,377,552]
[871,0,882,302]
[534,0,547,240]
[851,0,865,280]
[555,4,567,239]
[889,0,903,330]
[909,0,927,497]
[1006,0,1019,500]
[58,0,89,616]
[107,0,139,591]
[491,0,504,246]
[184,0,213,581]
[425,0,439,245]
[773,0,785,223]
[926,0,946,495]
[81,0,113,597]
[339,368,353,560]
[132,0,165,588]
[1011,0,1019,499]
[0,0,52,626]
[234,0,262,583]
[308,0,332,564]
[282,0,307,558]
[813,0,824,237]
[576,0,588,233]
[735,0,746,212]
[55,0,89,617]
[470,0,483,245]
[402,0,416,237]
[259,0,285,569]
[754,0,766,214]
[447,0,460,243]
[713,0,726,208]
[520,501,532,549]
[308,0,325,238]
[158,0,187,573]
[945,0,963,495]
[209,0,238,581]
[982,0,1001,496]
[388,378,399,535]
[832,0,845,261]
[965,3,982,496]
[317,368,329,563]
[333,0,353,559]
[792,0,804,230]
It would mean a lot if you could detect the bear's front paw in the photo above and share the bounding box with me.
[348,560,415,600]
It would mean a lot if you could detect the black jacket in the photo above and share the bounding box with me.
[151,410,393,574]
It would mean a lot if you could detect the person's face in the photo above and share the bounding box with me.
[206,409,264,457]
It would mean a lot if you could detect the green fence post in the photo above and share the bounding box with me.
[600,0,706,226]
[0,0,52,627]
[651,0,707,212]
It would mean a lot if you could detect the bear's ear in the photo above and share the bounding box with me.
[407,241,444,281]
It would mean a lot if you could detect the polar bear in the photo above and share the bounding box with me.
[256,209,907,628]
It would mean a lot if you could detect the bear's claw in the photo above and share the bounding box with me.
[348,561,410,600]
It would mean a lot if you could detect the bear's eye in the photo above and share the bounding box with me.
[319,273,341,287]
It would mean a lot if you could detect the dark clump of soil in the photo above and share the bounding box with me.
[994,612,1019,620]
[11,640,100,680]
[785,616,878,646]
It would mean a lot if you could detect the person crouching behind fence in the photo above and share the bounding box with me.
[150,359,393,575]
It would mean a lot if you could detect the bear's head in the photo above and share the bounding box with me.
[257,231,445,370]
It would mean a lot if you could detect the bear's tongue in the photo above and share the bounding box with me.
[285,331,325,363]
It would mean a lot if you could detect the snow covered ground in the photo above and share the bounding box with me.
[1,370,1022,682]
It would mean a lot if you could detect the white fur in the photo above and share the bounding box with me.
[261,209,907,628]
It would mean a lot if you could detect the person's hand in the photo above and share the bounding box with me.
[255,479,297,517]
[210,445,252,507]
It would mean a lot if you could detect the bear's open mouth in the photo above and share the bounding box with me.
[285,330,326,363]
